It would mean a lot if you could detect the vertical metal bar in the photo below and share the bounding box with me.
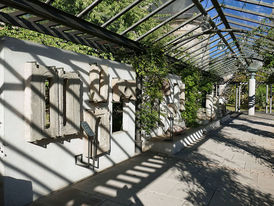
[135,74,142,154]
[238,84,241,112]
[270,84,272,114]
[266,84,269,113]
[235,85,238,112]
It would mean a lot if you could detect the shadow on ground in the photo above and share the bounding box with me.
[32,113,274,206]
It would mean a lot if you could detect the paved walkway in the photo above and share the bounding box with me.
[32,113,274,206]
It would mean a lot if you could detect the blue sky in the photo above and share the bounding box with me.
[197,0,273,60]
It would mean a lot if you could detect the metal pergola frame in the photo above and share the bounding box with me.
[0,0,273,78]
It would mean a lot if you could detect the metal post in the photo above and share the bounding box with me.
[135,74,142,154]
[270,84,272,114]
[235,85,238,112]
[266,84,269,113]
[238,84,241,112]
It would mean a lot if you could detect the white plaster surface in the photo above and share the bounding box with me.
[248,78,256,115]
[0,37,136,205]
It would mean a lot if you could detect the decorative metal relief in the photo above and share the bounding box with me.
[112,79,136,102]
[89,64,109,103]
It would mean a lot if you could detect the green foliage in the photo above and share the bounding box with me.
[0,0,219,133]
[256,85,266,109]
[127,48,170,134]
[174,65,218,127]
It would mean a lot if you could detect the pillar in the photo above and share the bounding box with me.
[266,84,269,113]
[238,84,241,112]
[135,74,142,154]
[206,93,214,119]
[248,73,256,115]
[270,84,272,114]
[235,85,238,112]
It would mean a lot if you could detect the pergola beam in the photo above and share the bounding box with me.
[120,0,176,35]
[0,0,143,52]
[154,12,203,43]
[231,26,274,41]
[204,57,237,71]
[77,0,104,18]
[236,0,274,9]
[192,37,234,62]
[102,0,143,28]
[224,12,274,28]
[135,1,200,41]
[164,15,218,48]
[195,47,237,68]
[209,59,237,71]
[196,48,238,67]
[206,58,236,70]
[192,0,237,60]
[190,41,232,64]
[154,6,215,44]
[169,34,218,57]
[188,36,232,62]
[222,4,273,19]
[170,34,212,57]
[211,0,249,65]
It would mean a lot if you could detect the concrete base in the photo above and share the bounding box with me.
[149,114,231,155]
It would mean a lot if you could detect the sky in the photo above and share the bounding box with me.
[197,0,273,61]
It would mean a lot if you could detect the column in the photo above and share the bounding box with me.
[270,84,272,114]
[248,73,256,115]
[238,84,241,112]
[235,85,238,112]
[266,84,269,113]
[206,93,214,119]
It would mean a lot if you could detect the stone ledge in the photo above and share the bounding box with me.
[148,113,231,155]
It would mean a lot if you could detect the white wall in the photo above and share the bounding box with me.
[0,37,136,205]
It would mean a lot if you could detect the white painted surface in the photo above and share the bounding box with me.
[0,37,136,205]
[248,78,256,116]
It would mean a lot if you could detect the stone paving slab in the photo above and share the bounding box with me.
[31,113,274,206]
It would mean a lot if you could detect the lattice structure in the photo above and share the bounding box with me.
[1,0,273,77]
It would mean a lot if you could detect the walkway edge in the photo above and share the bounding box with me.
[149,113,232,155]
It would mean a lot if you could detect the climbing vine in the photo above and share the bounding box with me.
[125,48,170,134]
[173,65,219,127]
[0,0,220,133]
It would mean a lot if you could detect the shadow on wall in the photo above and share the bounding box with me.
[0,37,136,205]
[1,38,273,205]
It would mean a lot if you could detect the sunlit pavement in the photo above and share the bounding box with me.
[32,113,274,206]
